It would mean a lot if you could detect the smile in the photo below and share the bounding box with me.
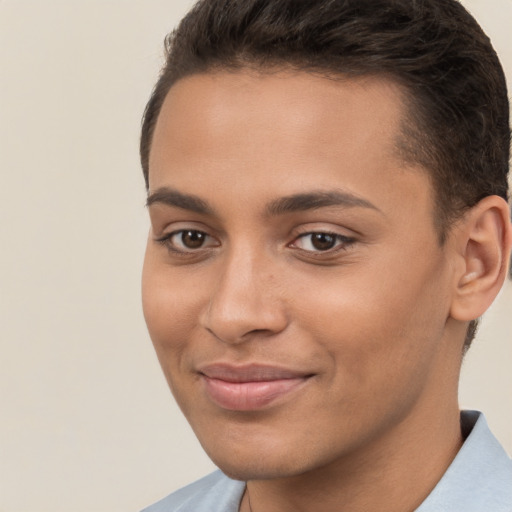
[198,364,313,411]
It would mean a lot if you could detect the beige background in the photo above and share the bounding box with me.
[0,1,510,511]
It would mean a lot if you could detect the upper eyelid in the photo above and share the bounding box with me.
[296,230,350,237]
[291,223,358,239]
[153,220,218,237]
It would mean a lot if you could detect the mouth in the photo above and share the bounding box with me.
[198,363,314,411]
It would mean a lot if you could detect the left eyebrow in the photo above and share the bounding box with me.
[146,187,214,215]
[265,190,382,216]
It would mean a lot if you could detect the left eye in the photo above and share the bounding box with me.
[291,232,353,252]
[167,230,218,251]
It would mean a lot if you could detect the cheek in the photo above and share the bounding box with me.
[141,253,199,368]
[292,259,449,389]
[141,259,212,419]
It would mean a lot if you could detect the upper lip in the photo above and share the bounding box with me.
[198,363,313,383]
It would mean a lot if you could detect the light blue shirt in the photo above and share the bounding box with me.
[142,411,512,512]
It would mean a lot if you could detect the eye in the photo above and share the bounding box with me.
[291,232,354,252]
[157,229,219,253]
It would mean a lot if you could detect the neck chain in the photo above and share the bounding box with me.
[246,489,254,512]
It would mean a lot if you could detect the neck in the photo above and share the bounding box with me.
[241,400,463,512]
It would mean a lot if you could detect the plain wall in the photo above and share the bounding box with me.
[0,1,510,511]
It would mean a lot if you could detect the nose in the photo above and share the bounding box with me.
[200,248,288,344]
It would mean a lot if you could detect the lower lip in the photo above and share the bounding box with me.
[202,376,310,411]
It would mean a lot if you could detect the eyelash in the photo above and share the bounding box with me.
[290,231,356,254]
[155,229,356,256]
[155,230,218,255]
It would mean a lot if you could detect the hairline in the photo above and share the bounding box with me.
[143,63,457,245]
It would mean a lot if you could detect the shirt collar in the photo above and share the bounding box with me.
[416,410,512,512]
[174,410,512,512]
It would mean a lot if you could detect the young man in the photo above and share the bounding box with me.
[140,1,512,510]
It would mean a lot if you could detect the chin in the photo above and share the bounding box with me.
[210,454,308,482]
[198,430,329,482]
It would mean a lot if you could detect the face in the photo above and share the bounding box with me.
[142,70,461,480]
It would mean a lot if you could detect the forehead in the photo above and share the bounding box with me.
[151,70,407,176]
[148,70,433,226]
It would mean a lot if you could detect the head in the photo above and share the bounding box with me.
[140,0,511,482]
[140,0,510,351]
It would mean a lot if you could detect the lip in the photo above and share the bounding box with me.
[198,363,313,411]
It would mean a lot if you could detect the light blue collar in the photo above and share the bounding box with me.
[143,411,512,512]
[416,410,512,512]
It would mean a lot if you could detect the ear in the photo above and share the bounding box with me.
[450,195,512,322]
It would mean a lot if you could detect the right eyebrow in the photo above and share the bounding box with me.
[146,187,214,215]
[265,190,382,216]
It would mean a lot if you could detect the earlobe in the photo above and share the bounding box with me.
[450,195,512,322]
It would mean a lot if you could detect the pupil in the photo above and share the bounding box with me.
[311,233,336,251]
[182,231,205,248]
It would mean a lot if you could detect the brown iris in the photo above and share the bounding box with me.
[181,230,206,249]
[310,233,337,251]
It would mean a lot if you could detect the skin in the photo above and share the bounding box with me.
[142,70,510,512]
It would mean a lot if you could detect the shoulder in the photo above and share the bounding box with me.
[141,470,246,512]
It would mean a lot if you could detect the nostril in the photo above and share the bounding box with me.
[199,260,289,344]
[204,325,280,345]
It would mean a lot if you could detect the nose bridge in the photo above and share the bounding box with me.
[201,241,287,343]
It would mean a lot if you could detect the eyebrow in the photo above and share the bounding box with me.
[146,187,214,215]
[146,187,381,217]
[265,190,381,216]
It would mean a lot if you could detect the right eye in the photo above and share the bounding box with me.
[157,229,219,253]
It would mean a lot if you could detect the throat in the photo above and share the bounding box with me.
[239,409,463,512]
